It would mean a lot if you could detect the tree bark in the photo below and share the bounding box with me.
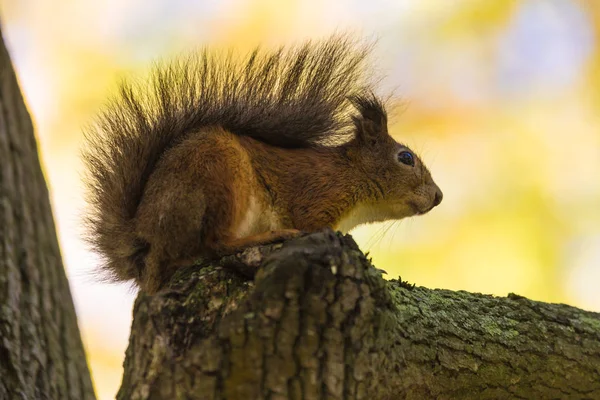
[118,230,600,400]
[0,28,95,399]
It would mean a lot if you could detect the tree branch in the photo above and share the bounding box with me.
[118,230,600,400]
[0,27,95,399]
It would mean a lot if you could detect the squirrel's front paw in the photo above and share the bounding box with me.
[269,228,303,242]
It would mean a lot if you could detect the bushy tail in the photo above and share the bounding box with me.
[82,35,379,283]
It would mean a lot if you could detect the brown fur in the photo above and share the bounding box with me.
[82,36,442,293]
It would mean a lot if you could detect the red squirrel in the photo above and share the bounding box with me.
[83,36,443,294]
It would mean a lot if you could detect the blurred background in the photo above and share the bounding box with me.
[0,0,599,398]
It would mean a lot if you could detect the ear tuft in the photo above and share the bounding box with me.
[349,93,388,142]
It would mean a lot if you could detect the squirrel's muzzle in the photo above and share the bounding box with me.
[433,187,443,207]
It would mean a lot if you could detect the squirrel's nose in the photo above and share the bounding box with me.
[432,188,443,207]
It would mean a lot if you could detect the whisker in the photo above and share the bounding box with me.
[366,221,391,250]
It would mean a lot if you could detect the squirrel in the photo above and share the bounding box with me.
[82,36,443,294]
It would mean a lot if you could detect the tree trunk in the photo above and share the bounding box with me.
[0,28,96,399]
[118,230,600,400]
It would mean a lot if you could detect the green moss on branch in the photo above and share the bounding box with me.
[118,230,600,400]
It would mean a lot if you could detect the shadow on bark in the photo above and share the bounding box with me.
[118,230,600,400]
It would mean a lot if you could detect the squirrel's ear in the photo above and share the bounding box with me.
[349,94,388,144]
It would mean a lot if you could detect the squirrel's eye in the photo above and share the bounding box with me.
[397,151,415,167]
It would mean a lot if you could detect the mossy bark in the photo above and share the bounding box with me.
[0,28,96,399]
[119,230,600,400]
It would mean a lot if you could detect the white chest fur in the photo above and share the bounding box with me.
[335,203,397,234]
[234,195,282,238]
